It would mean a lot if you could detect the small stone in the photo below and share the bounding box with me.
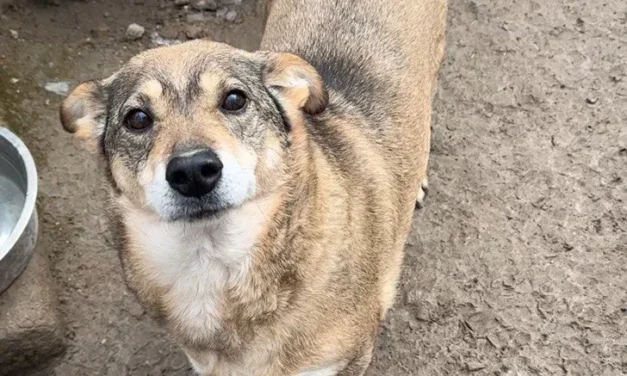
[225,10,237,22]
[9,78,19,84]
[184,25,203,39]
[216,7,228,19]
[125,23,145,40]
[9,29,19,39]
[192,0,217,11]
[44,81,71,96]
[586,97,598,105]
[186,12,211,23]
[104,11,110,18]
[150,31,182,47]
[45,99,50,106]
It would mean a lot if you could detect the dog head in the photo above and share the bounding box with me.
[60,40,327,221]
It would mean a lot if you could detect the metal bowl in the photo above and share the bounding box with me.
[0,127,38,294]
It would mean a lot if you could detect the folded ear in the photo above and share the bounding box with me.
[60,81,106,146]
[259,52,328,115]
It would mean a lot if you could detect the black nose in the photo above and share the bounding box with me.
[166,149,223,198]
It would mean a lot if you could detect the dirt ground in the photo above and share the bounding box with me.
[0,0,625,375]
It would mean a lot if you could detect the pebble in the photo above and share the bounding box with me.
[125,23,145,40]
[586,97,598,105]
[192,0,217,11]
[44,81,71,96]
[150,32,182,47]
[225,10,237,22]
[186,12,211,23]
[216,7,228,19]
[9,29,19,39]
[9,78,19,84]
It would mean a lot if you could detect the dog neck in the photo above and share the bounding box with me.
[114,127,327,355]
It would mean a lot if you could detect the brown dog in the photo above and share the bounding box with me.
[60,0,447,374]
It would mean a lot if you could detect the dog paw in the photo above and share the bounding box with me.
[415,178,429,209]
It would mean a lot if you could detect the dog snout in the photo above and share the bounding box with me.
[166,149,223,198]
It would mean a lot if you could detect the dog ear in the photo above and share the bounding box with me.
[60,81,106,147]
[259,52,328,115]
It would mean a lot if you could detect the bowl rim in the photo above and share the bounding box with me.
[0,127,38,260]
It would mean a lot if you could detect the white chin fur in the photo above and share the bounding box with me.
[143,149,257,220]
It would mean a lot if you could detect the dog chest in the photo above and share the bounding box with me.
[121,203,266,346]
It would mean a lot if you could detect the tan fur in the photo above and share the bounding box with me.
[262,52,328,114]
[60,1,447,375]
[60,81,104,149]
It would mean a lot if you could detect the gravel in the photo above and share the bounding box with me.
[125,23,145,40]
[225,10,237,22]
[191,0,217,11]
[216,7,228,19]
[2,1,625,375]
[43,81,71,96]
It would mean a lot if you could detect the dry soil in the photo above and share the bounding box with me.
[0,0,625,375]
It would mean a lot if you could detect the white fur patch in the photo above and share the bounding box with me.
[296,364,343,376]
[122,196,272,352]
[143,163,172,215]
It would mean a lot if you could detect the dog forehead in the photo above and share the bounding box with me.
[104,41,259,102]
[131,41,257,77]
[132,40,236,65]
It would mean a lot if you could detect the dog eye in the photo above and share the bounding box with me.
[221,90,247,112]
[125,110,153,130]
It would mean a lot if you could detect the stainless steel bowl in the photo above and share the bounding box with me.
[0,127,38,294]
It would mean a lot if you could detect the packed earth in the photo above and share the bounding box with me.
[0,0,625,375]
